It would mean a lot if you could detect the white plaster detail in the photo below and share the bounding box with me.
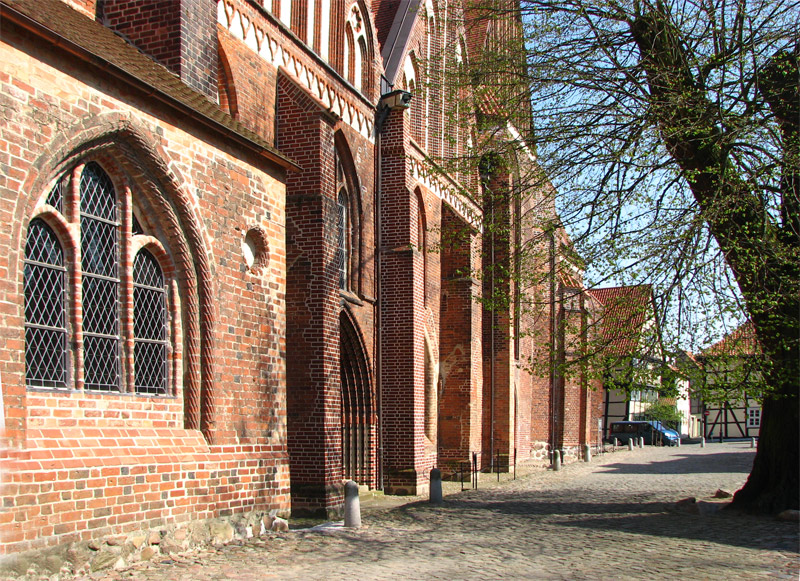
[307,0,316,49]
[425,0,436,22]
[320,0,331,61]
[230,11,243,40]
[244,25,258,53]
[218,1,230,28]
[404,55,416,87]
[218,0,376,140]
[410,155,482,231]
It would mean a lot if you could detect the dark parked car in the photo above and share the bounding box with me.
[606,421,680,446]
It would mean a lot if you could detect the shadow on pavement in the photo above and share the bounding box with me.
[594,450,755,475]
[397,492,799,554]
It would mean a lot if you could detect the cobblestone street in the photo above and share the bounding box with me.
[87,442,799,580]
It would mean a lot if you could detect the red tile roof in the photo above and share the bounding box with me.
[1,0,298,171]
[702,322,760,357]
[588,285,655,356]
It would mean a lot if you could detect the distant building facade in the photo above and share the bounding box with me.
[691,323,763,440]
[588,285,664,438]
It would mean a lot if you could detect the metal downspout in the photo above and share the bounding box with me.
[375,116,384,490]
[549,231,557,452]
[490,194,496,474]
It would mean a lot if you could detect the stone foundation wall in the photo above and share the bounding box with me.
[0,508,286,579]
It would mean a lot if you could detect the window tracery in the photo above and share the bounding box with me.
[23,161,173,395]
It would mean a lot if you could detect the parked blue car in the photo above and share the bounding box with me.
[607,421,681,446]
[645,420,681,446]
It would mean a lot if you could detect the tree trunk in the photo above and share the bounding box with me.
[631,14,799,513]
[732,387,799,512]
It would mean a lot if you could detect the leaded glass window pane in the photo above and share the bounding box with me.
[82,276,119,337]
[337,190,348,290]
[25,218,64,268]
[46,180,63,214]
[80,162,116,221]
[80,163,120,391]
[24,219,67,388]
[134,250,167,394]
[134,250,164,289]
[81,218,117,277]
[83,335,119,390]
[134,342,167,395]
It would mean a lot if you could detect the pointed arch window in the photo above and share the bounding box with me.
[24,218,67,388]
[133,249,168,394]
[337,188,349,290]
[416,191,427,303]
[344,4,369,93]
[24,160,175,397]
[80,162,120,391]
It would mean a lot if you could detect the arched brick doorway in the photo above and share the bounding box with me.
[340,311,375,486]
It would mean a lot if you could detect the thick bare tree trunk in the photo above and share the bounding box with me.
[631,16,799,513]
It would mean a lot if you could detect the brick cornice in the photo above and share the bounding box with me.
[407,145,482,232]
[219,0,376,142]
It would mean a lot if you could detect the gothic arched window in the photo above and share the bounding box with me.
[24,218,67,388]
[344,4,369,93]
[24,160,175,396]
[337,188,349,290]
[80,162,120,391]
[133,249,168,394]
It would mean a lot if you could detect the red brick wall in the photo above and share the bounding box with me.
[0,16,288,554]
[217,29,277,144]
[102,0,218,100]
[277,75,344,517]
[438,205,482,468]
[481,170,514,470]
[218,0,381,513]
[379,104,430,495]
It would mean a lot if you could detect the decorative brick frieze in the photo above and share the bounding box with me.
[408,147,482,232]
[218,0,375,141]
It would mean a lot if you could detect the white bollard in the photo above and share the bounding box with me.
[628,439,634,451]
[701,437,706,448]
[751,438,756,448]
[639,437,645,448]
[583,444,591,462]
[344,480,361,528]
[553,452,561,471]
[430,468,443,504]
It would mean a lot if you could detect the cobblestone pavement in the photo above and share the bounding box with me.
[88,442,799,580]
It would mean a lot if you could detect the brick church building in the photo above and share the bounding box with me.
[0,0,604,560]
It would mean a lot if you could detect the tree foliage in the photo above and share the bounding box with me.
[452,0,798,512]
[635,401,685,429]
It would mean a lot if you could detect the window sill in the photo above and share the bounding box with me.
[26,386,177,399]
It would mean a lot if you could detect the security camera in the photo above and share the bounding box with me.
[380,89,413,109]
